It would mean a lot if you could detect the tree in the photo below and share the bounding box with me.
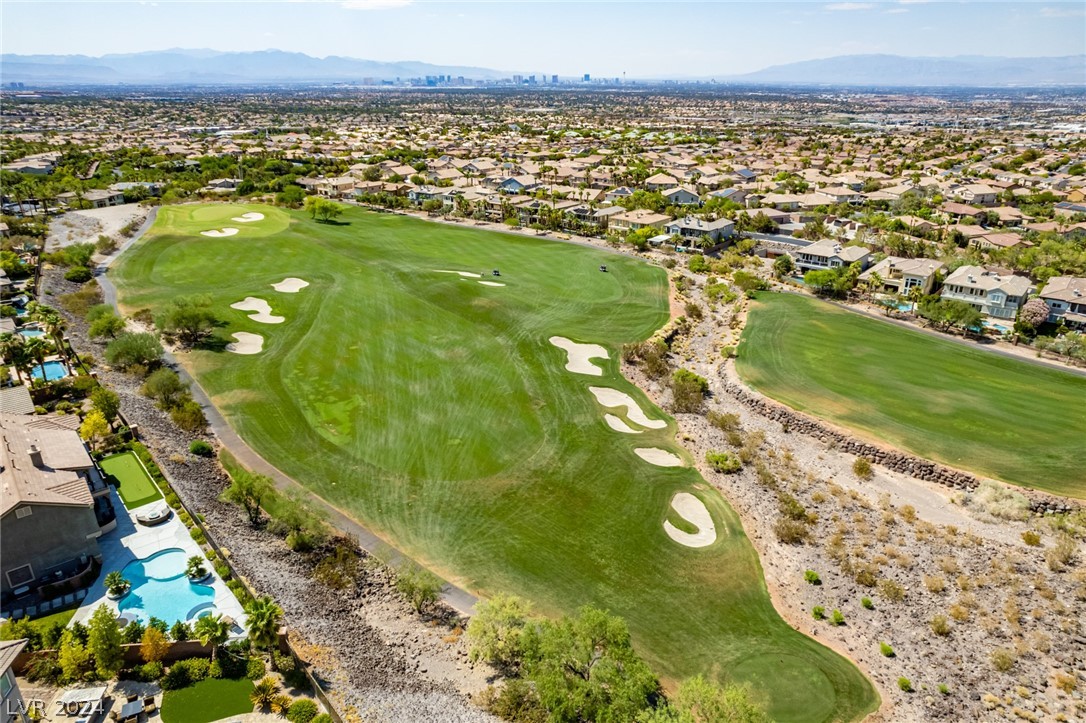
[140,626,170,664]
[193,613,231,662]
[670,368,709,413]
[670,675,769,723]
[220,470,274,526]
[23,336,49,383]
[88,312,125,339]
[156,296,219,346]
[79,411,111,451]
[58,628,91,682]
[394,563,442,613]
[276,185,306,207]
[1019,297,1049,330]
[524,606,660,723]
[90,387,121,423]
[773,254,794,278]
[467,593,532,671]
[87,604,124,678]
[303,196,345,223]
[0,333,29,384]
[104,332,163,370]
[245,596,285,668]
[140,368,188,409]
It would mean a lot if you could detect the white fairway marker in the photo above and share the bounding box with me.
[434,269,482,278]
[588,387,666,429]
[226,332,263,355]
[200,228,239,237]
[635,448,683,467]
[604,414,641,434]
[271,277,309,293]
[231,212,265,223]
[230,297,284,324]
[478,280,506,287]
[549,336,608,376]
[663,492,717,548]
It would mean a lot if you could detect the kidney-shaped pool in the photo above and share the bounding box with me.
[117,548,217,624]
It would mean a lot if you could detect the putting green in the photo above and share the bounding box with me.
[112,204,878,721]
[736,293,1086,498]
[100,451,162,509]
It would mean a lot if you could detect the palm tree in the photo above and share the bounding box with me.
[0,333,28,384]
[193,613,231,662]
[23,336,49,384]
[42,313,68,363]
[250,676,278,710]
[245,596,284,670]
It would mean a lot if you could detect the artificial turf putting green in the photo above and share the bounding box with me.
[112,203,878,721]
[100,451,163,509]
[160,677,254,723]
[736,292,1086,498]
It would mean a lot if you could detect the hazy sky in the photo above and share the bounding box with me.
[3,0,1084,77]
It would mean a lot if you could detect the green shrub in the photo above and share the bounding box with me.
[208,660,223,679]
[161,657,210,690]
[877,578,905,602]
[670,368,709,413]
[705,450,742,474]
[1021,530,1041,546]
[812,606,825,620]
[804,570,821,585]
[139,661,164,681]
[214,562,232,580]
[861,597,874,610]
[170,400,208,432]
[164,493,181,509]
[938,684,950,695]
[311,715,333,723]
[189,440,214,457]
[286,699,319,723]
[880,642,895,658]
[191,528,207,545]
[773,518,811,545]
[930,614,951,636]
[706,411,740,432]
[170,621,191,642]
[64,266,93,283]
[247,656,267,680]
[831,609,845,626]
[898,677,912,693]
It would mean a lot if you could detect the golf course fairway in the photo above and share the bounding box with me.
[112,203,879,721]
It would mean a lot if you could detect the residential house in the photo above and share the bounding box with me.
[0,638,29,721]
[973,232,1032,251]
[707,187,748,205]
[940,266,1032,320]
[318,177,357,199]
[859,256,945,295]
[662,186,701,206]
[609,209,671,233]
[0,414,116,602]
[1038,276,1086,329]
[940,201,984,219]
[665,216,735,244]
[203,178,242,193]
[793,239,871,274]
[814,186,864,205]
[605,186,635,203]
[644,173,680,191]
[1054,201,1086,218]
[496,175,539,194]
[897,215,938,233]
[953,183,999,207]
[80,190,125,209]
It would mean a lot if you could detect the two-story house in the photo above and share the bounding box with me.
[859,256,945,295]
[793,239,871,274]
[664,216,735,244]
[609,209,671,233]
[940,266,1032,319]
[0,414,115,605]
[662,187,701,206]
[1038,276,1086,329]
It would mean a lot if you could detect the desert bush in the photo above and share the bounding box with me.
[804,570,821,585]
[831,609,845,626]
[923,574,947,594]
[852,457,873,480]
[930,614,951,636]
[811,606,825,620]
[670,368,709,413]
[706,411,740,432]
[877,579,905,602]
[773,518,810,545]
[705,450,742,474]
[968,481,1030,521]
[64,266,93,283]
[898,677,912,693]
[1045,533,1077,571]
[1021,530,1041,546]
[171,400,208,432]
[1054,672,1077,694]
[861,597,874,610]
[395,563,442,612]
[189,440,214,457]
[991,647,1016,672]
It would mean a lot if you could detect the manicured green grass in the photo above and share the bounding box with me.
[160,677,253,723]
[100,451,162,509]
[113,204,878,721]
[737,293,1086,497]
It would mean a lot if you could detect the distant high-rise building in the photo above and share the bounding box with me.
[551,75,558,84]
[583,73,590,82]
[513,74,523,84]
[529,75,536,84]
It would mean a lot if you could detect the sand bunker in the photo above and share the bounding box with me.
[588,387,667,429]
[663,493,717,548]
[604,414,641,434]
[635,448,683,467]
[271,277,309,293]
[435,269,482,278]
[201,228,239,237]
[230,297,284,324]
[231,212,265,223]
[226,332,263,355]
[478,280,506,287]
[549,336,608,376]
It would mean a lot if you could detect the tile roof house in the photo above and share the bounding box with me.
[1038,276,1086,329]
[608,209,671,233]
[793,239,871,273]
[664,216,735,244]
[940,266,1032,320]
[644,173,680,191]
[662,186,701,206]
[859,256,946,295]
[0,414,115,600]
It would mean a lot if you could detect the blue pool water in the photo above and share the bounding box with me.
[29,360,68,381]
[18,329,45,338]
[117,548,216,624]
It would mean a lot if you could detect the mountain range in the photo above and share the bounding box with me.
[1,50,1083,87]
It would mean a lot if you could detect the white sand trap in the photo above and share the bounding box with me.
[200,228,239,237]
[226,332,263,355]
[588,387,667,429]
[478,280,506,287]
[635,448,684,467]
[230,297,284,324]
[231,212,265,223]
[435,269,482,278]
[271,277,309,293]
[663,493,717,548]
[549,336,608,376]
[604,414,641,434]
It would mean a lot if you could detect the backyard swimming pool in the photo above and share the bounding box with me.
[17,328,45,338]
[117,548,216,624]
[29,360,69,381]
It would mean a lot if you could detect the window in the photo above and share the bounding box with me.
[0,669,11,697]
[6,564,34,588]
[14,507,31,519]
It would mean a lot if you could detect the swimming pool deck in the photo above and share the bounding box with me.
[72,487,246,632]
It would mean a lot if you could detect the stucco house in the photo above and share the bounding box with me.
[940,265,1032,319]
[0,639,29,721]
[1038,276,1086,329]
[859,256,945,295]
[662,186,701,206]
[664,216,735,244]
[609,209,670,233]
[793,239,871,273]
[0,415,115,603]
